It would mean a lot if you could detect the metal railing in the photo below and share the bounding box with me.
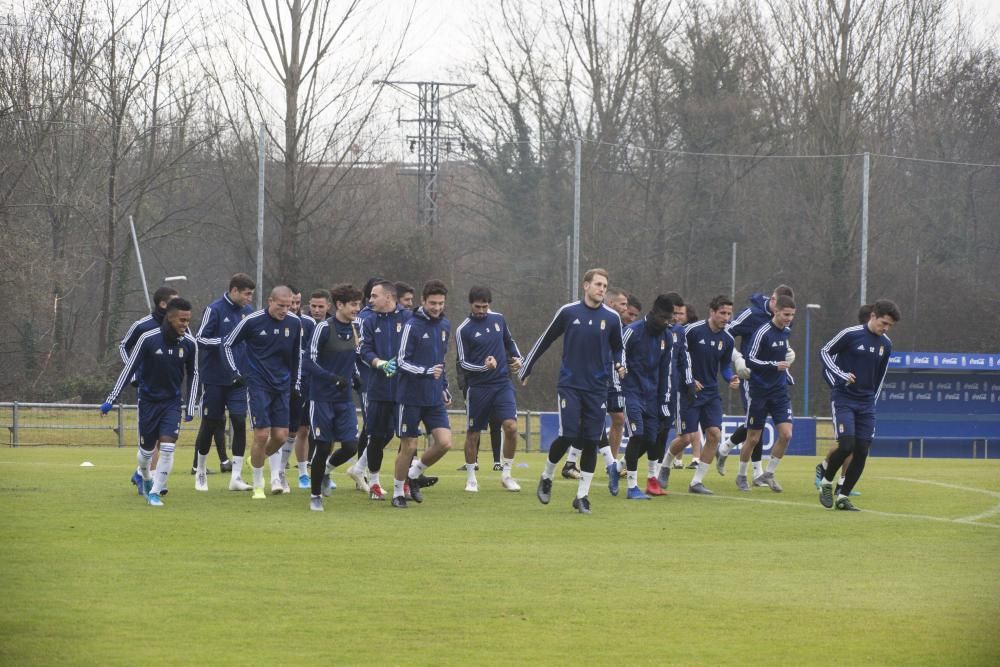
[0,402,541,450]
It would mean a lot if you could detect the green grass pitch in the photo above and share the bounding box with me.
[1,447,998,665]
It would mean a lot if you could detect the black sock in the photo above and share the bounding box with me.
[578,439,599,474]
[841,439,870,495]
[329,441,358,468]
[825,435,856,483]
[489,420,502,464]
[214,423,228,462]
[367,434,390,473]
[548,436,572,464]
[194,418,223,458]
[624,435,645,472]
[230,417,247,458]
[310,439,332,496]
[731,424,748,445]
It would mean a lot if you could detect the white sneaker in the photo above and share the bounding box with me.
[271,478,284,494]
[501,476,521,492]
[347,466,370,493]
[465,479,479,493]
[228,477,252,491]
[195,471,208,492]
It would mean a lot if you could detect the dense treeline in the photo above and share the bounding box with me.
[2,0,997,412]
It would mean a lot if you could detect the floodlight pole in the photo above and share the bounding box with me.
[860,151,870,305]
[572,138,581,300]
[804,304,822,416]
[256,122,266,309]
[128,215,152,312]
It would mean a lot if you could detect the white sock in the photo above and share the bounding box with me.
[268,451,282,482]
[196,452,207,474]
[137,448,153,480]
[542,460,557,480]
[369,471,380,487]
[738,461,749,477]
[407,460,428,479]
[354,448,369,471]
[501,457,514,478]
[752,461,764,477]
[718,440,732,456]
[231,455,244,481]
[821,459,829,470]
[566,447,581,464]
[297,461,307,476]
[280,438,293,467]
[838,475,846,485]
[393,479,405,497]
[665,452,677,468]
[252,465,264,489]
[599,445,615,467]
[626,470,638,489]
[767,456,781,474]
[151,443,175,494]
[647,461,658,478]
[691,461,709,486]
[578,472,594,498]
[465,463,477,482]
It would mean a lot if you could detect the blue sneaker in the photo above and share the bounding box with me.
[147,492,164,507]
[626,487,650,500]
[143,478,153,495]
[607,463,620,496]
[130,471,145,496]
[298,473,310,489]
[814,463,824,489]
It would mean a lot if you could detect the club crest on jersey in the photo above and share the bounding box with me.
[285,328,290,337]
[879,346,884,356]
[661,340,665,350]
[396,323,402,333]
[494,322,501,332]
[561,398,567,408]
[441,331,447,341]
[179,349,184,358]
[600,319,606,330]
[315,427,321,437]
[839,423,845,433]
[718,341,723,350]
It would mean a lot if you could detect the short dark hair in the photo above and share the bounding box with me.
[662,292,684,309]
[872,299,901,322]
[166,297,192,313]
[286,284,300,296]
[775,294,796,310]
[626,294,641,311]
[773,284,794,299]
[709,295,733,311]
[153,286,179,309]
[373,280,397,299]
[422,279,448,300]
[857,304,874,324]
[394,281,414,297]
[468,286,492,304]
[363,276,385,302]
[228,273,256,292]
[310,289,332,303]
[330,283,363,306]
[685,304,698,322]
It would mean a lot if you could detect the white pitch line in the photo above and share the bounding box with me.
[670,491,1000,530]
[877,476,1000,499]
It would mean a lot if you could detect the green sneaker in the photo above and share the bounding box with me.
[835,496,860,511]
[819,483,834,509]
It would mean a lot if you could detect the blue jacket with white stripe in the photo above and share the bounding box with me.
[194,294,253,386]
[622,316,673,416]
[396,307,451,407]
[106,322,198,413]
[224,309,302,392]
[746,320,791,396]
[455,311,522,388]
[306,317,356,403]
[684,320,736,403]
[519,301,625,395]
[359,306,411,402]
[820,324,892,404]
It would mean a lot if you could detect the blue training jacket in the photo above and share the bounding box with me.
[396,306,451,407]
[106,322,198,414]
[820,324,892,403]
[746,320,791,396]
[194,293,253,386]
[622,316,673,417]
[684,320,736,403]
[455,311,522,388]
[224,309,302,392]
[306,317,357,403]
[518,300,625,395]
[359,306,411,403]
